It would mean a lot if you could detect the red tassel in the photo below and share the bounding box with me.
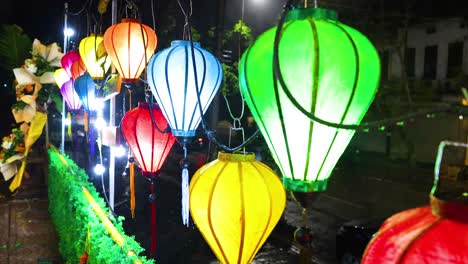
[79,253,88,264]
[150,181,157,256]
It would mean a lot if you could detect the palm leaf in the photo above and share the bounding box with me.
[0,24,32,72]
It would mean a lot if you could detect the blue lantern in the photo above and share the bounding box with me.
[147,40,223,137]
[74,72,96,112]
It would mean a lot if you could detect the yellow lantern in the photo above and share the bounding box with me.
[78,34,112,79]
[54,68,70,88]
[190,152,286,264]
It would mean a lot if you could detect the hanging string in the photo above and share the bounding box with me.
[69,0,93,16]
[223,0,246,123]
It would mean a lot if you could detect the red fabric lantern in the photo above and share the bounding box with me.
[362,195,468,263]
[121,102,175,256]
[121,103,175,177]
[70,58,87,80]
[61,51,80,78]
[103,18,157,83]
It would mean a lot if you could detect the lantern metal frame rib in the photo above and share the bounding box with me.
[147,40,223,137]
[103,18,157,83]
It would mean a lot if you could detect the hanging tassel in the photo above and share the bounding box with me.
[84,111,89,133]
[149,180,157,256]
[182,141,190,227]
[130,162,135,219]
[67,112,72,140]
[182,165,189,227]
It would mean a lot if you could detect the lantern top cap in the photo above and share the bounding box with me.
[218,152,256,162]
[285,7,337,22]
[171,40,201,48]
[121,18,141,24]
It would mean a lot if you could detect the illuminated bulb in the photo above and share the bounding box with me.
[95,98,105,111]
[113,145,126,158]
[94,116,106,130]
[63,118,71,126]
[64,28,75,37]
[459,115,464,120]
[94,164,105,175]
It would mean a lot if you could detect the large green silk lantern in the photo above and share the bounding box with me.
[239,8,380,192]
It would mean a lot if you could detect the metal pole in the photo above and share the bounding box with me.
[61,3,69,154]
[109,0,118,210]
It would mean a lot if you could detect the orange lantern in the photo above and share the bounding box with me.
[78,34,111,79]
[103,19,157,83]
[70,59,87,80]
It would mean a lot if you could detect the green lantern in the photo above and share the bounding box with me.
[239,8,380,192]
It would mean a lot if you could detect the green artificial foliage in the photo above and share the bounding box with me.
[0,24,32,73]
[48,150,154,264]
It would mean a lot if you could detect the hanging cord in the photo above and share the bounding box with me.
[69,0,93,16]
[172,0,261,152]
[125,0,139,18]
[150,0,156,31]
[272,0,465,131]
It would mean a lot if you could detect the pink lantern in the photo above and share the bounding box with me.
[61,51,80,78]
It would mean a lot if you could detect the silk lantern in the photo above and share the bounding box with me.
[61,51,80,78]
[190,152,286,264]
[54,68,70,88]
[147,40,222,225]
[71,59,87,80]
[103,19,157,83]
[147,40,223,137]
[60,79,82,111]
[74,72,96,112]
[362,199,468,263]
[121,102,175,256]
[362,140,468,263]
[239,8,380,192]
[78,34,112,79]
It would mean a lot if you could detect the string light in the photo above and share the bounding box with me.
[113,145,127,158]
[94,164,106,175]
[94,116,107,131]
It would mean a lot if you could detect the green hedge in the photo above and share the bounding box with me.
[48,149,154,264]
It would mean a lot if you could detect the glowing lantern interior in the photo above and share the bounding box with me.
[239,8,380,192]
[190,152,286,264]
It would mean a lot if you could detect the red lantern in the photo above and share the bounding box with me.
[70,58,87,80]
[103,19,157,83]
[121,103,175,177]
[61,51,80,78]
[362,196,468,263]
[121,102,175,256]
[363,141,468,264]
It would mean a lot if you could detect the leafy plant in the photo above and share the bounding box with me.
[48,150,153,264]
[0,25,32,73]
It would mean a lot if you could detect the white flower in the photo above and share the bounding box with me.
[2,141,12,150]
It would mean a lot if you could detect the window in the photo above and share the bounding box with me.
[380,50,389,81]
[446,41,464,78]
[405,48,416,77]
[426,25,436,34]
[423,45,438,80]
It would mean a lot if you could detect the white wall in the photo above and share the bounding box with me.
[387,18,468,81]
